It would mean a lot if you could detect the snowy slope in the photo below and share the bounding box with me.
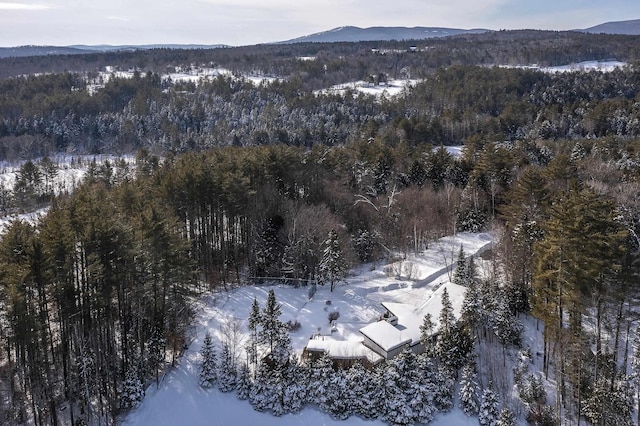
[123,233,493,426]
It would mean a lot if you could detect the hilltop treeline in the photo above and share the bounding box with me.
[2,30,640,84]
[2,63,640,161]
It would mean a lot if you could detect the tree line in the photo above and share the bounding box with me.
[2,62,640,162]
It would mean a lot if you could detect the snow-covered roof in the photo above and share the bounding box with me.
[306,336,383,364]
[359,319,412,352]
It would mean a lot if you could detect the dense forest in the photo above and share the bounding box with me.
[1,30,640,425]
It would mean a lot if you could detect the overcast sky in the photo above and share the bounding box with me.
[1,0,639,47]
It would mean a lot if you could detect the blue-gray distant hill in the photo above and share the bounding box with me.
[0,44,226,59]
[582,19,640,35]
[279,26,490,44]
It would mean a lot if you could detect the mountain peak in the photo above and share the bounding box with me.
[279,26,490,44]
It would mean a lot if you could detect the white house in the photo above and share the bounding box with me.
[359,302,425,359]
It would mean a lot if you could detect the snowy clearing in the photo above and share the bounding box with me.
[123,233,494,426]
[502,60,627,73]
[315,79,418,98]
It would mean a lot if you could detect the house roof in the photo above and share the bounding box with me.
[306,336,384,364]
[359,319,413,352]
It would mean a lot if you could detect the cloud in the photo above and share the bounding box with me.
[107,16,130,22]
[0,2,51,10]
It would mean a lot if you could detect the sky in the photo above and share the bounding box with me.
[0,0,639,47]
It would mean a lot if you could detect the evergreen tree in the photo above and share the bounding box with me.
[347,362,373,419]
[411,354,438,423]
[438,287,455,333]
[381,359,413,426]
[147,327,166,387]
[246,297,261,368]
[217,343,237,392]
[479,384,500,426]
[199,332,217,389]
[436,321,474,373]
[496,407,517,426]
[461,279,481,328]
[318,229,347,292]
[259,289,290,364]
[433,369,455,411]
[282,361,307,414]
[491,294,523,346]
[248,363,272,412]
[358,364,385,420]
[453,245,470,286]
[119,368,144,410]
[459,363,480,415]
[583,376,634,426]
[420,313,436,356]
[324,368,352,420]
[308,354,333,407]
[236,363,251,400]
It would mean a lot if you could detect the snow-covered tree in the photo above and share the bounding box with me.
[258,289,291,366]
[433,369,455,412]
[282,361,307,414]
[199,332,217,388]
[491,295,523,346]
[459,363,480,415]
[453,245,476,287]
[324,368,352,420]
[410,354,438,423]
[119,368,144,410]
[436,321,474,373]
[381,359,413,426]
[217,343,237,392]
[420,313,435,354]
[355,364,385,420]
[308,354,333,407]
[318,229,347,292]
[236,363,251,400]
[248,363,273,412]
[631,324,640,423]
[246,297,261,368]
[583,376,634,426]
[496,407,517,426]
[479,384,500,426]
[259,290,281,354]
[460,278,481,328]
[347,362,375,419]
[438,287,455,333]
[147,327,166,386]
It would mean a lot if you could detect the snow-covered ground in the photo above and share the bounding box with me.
[123,232,494,426]
[503,60,626,73]
[315,79,418,98]
[87,66,280,93]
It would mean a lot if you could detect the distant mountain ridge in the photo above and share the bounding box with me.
[0,44,227,59]
[582,19,640,35]
[1,18,640,58]
[279,26,489,43]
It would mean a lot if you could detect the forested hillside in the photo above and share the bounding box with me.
[1,30,640,425]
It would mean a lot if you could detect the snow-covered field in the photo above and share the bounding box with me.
[315,79,418,98]
[123,233,494,426]
[503,60,626,73]
[87,66,280,93]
